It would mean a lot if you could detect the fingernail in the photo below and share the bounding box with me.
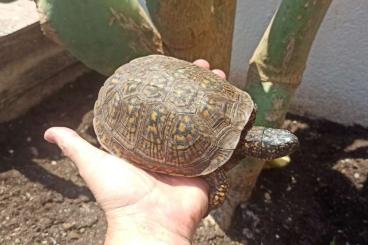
[44,128,56,144]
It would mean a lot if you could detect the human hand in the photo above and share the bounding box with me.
[44,59,226,245]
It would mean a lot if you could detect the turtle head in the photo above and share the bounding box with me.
[242,126,299,160]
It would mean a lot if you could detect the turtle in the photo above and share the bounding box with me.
[93,55,298,211]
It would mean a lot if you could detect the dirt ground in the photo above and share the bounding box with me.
[0,72,367,245]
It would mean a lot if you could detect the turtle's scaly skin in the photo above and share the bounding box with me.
[93,55,254,177]
[242,127,299,160]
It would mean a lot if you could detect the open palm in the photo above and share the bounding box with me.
[44,59,226,242]
[44,127,208,239]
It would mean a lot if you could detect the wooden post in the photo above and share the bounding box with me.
[146,0,236,74]
[0,22,89,123]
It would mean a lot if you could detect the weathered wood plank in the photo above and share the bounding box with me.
[0,22,90,122]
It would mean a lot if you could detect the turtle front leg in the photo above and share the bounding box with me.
[203,168,229,212]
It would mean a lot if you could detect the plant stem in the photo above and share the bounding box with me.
[247,0,333,127]
[212,0,333,230]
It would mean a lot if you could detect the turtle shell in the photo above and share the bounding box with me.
[93,55,254,177]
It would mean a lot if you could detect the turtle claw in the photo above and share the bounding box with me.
[203,169,229,214]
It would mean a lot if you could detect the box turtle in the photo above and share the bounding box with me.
[93,55,298,211]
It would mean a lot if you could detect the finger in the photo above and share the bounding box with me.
[44,127,114,181]
[211,69,226,79]
[44,127,105,165]
[193,59,210,69]
[44,127,154,201]
[44,126,148,176]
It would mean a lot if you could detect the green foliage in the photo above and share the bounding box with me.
[37,0,163,75]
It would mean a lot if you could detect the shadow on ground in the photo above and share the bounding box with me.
[0,72,104,200]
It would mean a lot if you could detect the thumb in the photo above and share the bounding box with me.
[44,127,110,183]
[44,127,156,207]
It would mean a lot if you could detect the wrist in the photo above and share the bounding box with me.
[105,215,191,245]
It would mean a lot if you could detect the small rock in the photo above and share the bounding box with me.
[49,237,57,244]
[354,173,360,179]
[29,146,39,157]
[53,193,64,203]
[291,176,297,184]
[68,230,80,240]
[264,192,272,203]
[202,215,217,227]
[242,228,254,239]
[62,222,75,230]
[79,195,91,203]
[51,161,57,165]
[25,192,32,200]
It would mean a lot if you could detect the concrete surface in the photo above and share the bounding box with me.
[230,0,368,126]
[0,0,38,36]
